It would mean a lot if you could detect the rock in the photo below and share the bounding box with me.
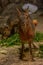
[15,0,20,3]
[33,42,39,49]
[22,3,38,14]
[0,16,10,35]
[0,50,7,54]
[1,3,20,25]
[0,0,9,8]
[0,6,2,13]
[0,3,21,39]
[0,16,10,28]
[9,0,15,3]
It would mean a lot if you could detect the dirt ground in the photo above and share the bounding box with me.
[0,10,43,65]
[0,45,43,65]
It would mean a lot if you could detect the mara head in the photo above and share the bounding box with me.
[16,8,38,27]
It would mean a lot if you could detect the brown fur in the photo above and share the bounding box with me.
[17,9,36,61]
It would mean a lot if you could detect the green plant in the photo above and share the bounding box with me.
[34,32,43,42]
[0,33,21,46]
[38,44,43,58]
[0,32,43,46]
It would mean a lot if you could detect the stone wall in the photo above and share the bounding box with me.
[0,0,43,8]
[0,0,43,14]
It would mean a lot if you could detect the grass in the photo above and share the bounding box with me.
[34,32,43,42]
[0,33,21,46]
[0,32,43,46]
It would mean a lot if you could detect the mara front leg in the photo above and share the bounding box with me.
[19,43,24,60]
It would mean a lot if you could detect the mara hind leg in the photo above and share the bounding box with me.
[29,41,34,61]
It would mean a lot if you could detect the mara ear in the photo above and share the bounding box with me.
[16,8,21,16]
[33,19,38,26]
